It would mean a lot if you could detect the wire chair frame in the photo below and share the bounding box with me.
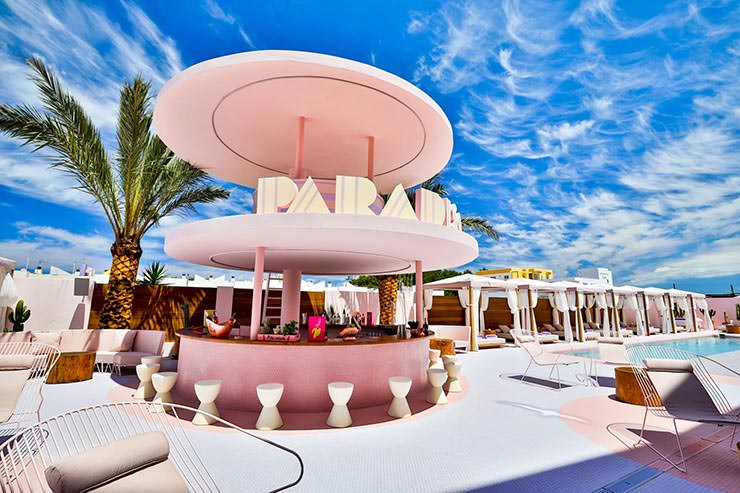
[0,401,304,493]
[0,342,61,434]
[510,329,580,391]
[625,343,740,472]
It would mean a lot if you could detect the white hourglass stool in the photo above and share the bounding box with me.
[327,382,354,428]
[150,372,178,413]
[256,383,284,430]
[441,355,457,366]
[387,376,412,418]
[134,363,160,400]
[426,368,448,405]
[428,349,443,369]
[193,379,222,425]
[443,361,463,393]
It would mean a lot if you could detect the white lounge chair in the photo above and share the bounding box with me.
[512,329,579,390]
[0,401,304,492]
[0,342,60,433]
[625,344,740,472]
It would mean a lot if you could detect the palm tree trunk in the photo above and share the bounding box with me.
[98,238,142,330]
[378,275,399,325]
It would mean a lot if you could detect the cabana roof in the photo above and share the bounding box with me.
[423,274,515,291]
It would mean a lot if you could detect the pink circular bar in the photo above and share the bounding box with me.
[173,332,429,413]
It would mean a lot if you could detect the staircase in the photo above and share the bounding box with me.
[261,273,283,326]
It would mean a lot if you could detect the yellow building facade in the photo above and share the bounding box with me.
[477,267,553,281]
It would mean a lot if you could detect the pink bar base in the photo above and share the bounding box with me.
[173,335,429,413]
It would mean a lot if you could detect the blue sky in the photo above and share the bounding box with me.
[0,0,738,292]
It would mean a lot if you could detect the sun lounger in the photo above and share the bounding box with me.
[477,335,506,348]
[0,401,304,492]
[515,336,579,390]
[625,344,740,472]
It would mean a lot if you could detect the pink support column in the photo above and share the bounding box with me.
[367,136,375,182]
[415,260,423,334]
[280,269,302,325]
[249,247,265,339]
[292,116,306,179]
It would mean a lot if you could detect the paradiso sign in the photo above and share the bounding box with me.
[254,175,463,231]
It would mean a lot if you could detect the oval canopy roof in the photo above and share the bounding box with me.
[153,50,453,193]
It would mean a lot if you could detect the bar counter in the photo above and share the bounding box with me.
[173,328,430,412]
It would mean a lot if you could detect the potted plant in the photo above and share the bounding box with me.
[9,300,30,332]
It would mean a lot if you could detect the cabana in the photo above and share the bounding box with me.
[423,274,512,351]
[423,275,567,348]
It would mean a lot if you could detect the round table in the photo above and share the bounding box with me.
[46,351,96,384]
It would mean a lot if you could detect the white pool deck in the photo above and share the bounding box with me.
[36,337,740,492]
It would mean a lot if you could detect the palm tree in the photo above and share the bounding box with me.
[0,59,230,330]
[377,175,499,325]
[138,261,169,286]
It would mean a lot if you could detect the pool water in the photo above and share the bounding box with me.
[569,336,740,359]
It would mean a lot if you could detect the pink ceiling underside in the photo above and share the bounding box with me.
[153,51,453,193]
[164,214,478,275]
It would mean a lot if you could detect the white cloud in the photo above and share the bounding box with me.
[203,0,256,49]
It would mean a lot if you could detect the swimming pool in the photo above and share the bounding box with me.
[568,336,740,359]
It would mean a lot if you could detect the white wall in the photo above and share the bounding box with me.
[12,274,95,331]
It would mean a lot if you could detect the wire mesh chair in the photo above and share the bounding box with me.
[511,329,580,391]
[0,342,61,434]
[625,344,740,472]
[0,401,304,492]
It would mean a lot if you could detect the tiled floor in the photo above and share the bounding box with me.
[37,345,740,492]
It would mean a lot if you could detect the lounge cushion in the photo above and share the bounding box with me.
[59,331,94,352]
[31,331,62,349]
[643,358,693,372]
[44,431,187,493]
[0,354,36,370]
[92,458,189,492]
[0,369,31,423]
[646,367,725,423]
[112,331,136,352]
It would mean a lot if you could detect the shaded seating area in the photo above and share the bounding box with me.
[0,401,304,492]
[0,341,60,433]
[0,329,164,376]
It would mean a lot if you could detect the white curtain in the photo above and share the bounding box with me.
[506,289,522,334]
[531,290,539,336]
[479,291,490,332]
[562,290,575,342]
[0,273,18,308]
[458,289,471,325]
[585,294,594,323]
[625,294,645,336]
[548,293,560,326]
[595,293,610,336]
[609,292,622,338]
[423,289,434,324]
[575,291,586,340]
[653,295,670,334]
[695,298,714,331]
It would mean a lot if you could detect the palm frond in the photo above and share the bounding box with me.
[461,217,500,240]
[0,59,121,233]
[405,173,447,208]
[116,76,153,234]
